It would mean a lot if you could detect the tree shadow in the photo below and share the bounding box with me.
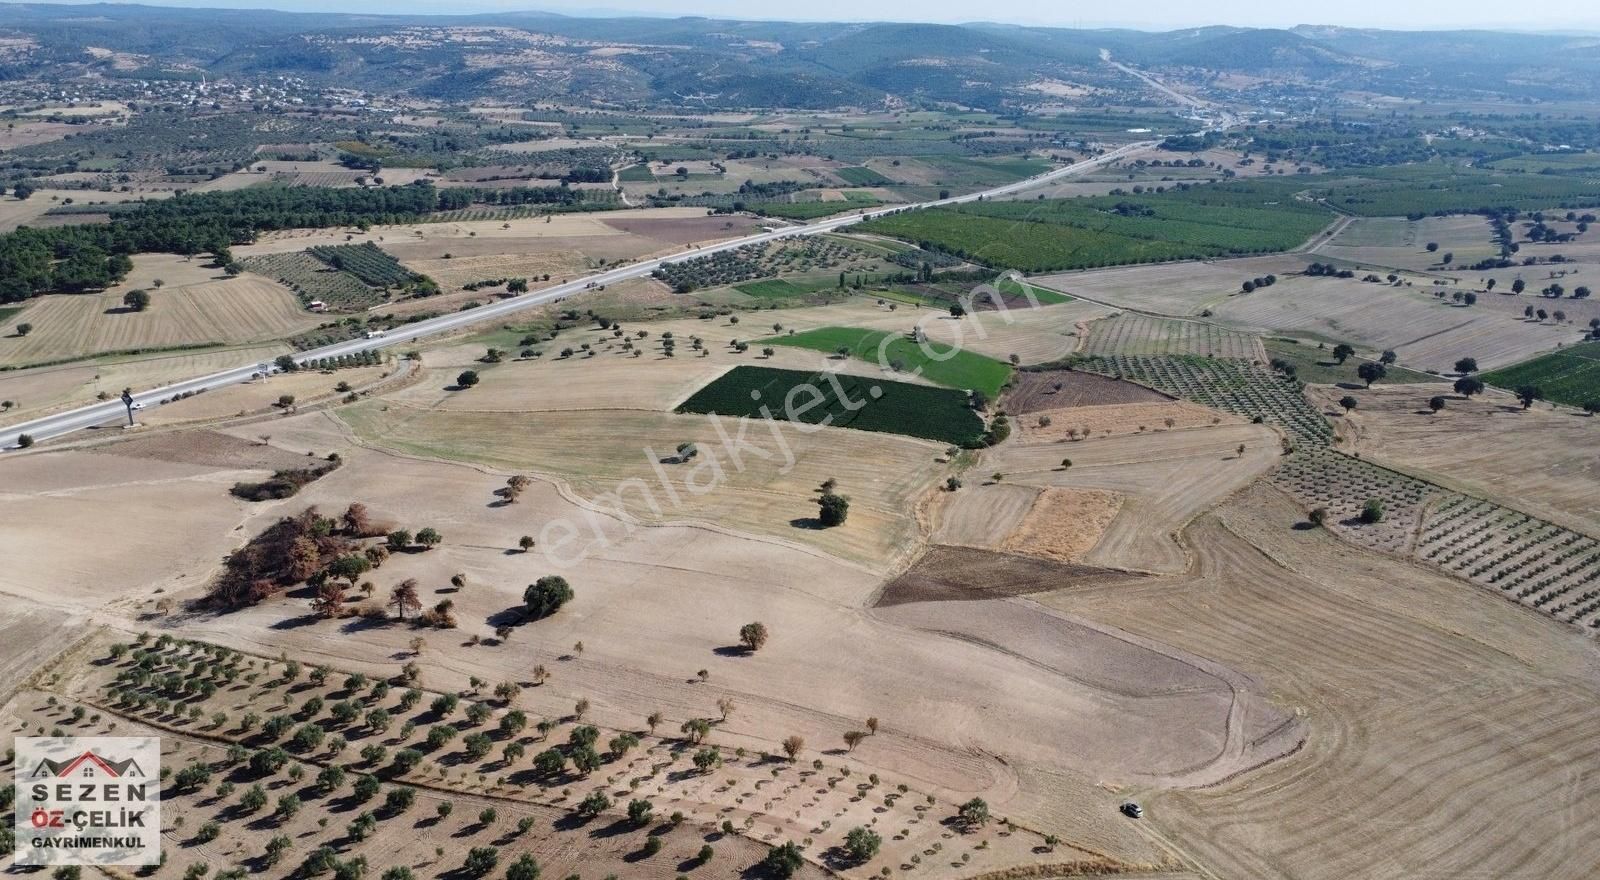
[713,645,752,657]
[789,517,824,530]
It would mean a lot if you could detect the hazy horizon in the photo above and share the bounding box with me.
[9,0,1600,33]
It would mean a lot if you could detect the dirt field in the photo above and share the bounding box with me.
[984,423,1282,573]
[1312,383,1600,536]
[337,402,946,570]
[1211,274,1574,372]
[0,261,319,366]
[1038,484,1600,880]
[1001,487,1125,563]
[1004,369,1170,412]
[1015,400,1241,444]
[1079,313,1265,360]
[1317,215,1500,272]
[929,483,1039,548]
[1031,255,1310,316]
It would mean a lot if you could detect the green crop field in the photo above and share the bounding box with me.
[856,182,1333,272]
[997,276,1071,305]
[676,365,986,445]
[1478,341,1600,408]
[836,166,894,186]
[617,164,656,182]
[733,278,837,299]
[763,326,1012,397]
[756,200,879,220]
[1295,166,1600,216]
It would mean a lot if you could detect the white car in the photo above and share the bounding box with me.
[130,402,145,411]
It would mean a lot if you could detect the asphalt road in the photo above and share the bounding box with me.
[1,141,1151,449]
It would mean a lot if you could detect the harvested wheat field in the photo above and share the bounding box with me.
[1031,255,1308,316]
[337,402,946,568]
[0,273,318,366]
[1001,487,1125,563]
[1211,274,1570,371]
[929,483,1040,548]
[1312,383,1600,536]
[1015,400,1240,444]
[985,423,1281,573]
[1317,215,1499,272]
[1038,483,1600,880]
[1079,313,1265,360]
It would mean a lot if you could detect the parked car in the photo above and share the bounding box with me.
[1120,802,1143,819]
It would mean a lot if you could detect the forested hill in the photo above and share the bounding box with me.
[3,3,1600,107]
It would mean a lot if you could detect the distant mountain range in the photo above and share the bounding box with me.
[3,3,1599,108]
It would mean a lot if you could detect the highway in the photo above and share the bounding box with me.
[0,140,1152,449]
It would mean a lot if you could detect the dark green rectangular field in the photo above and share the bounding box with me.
[1479,341,1600,408]
[676,365,985,446]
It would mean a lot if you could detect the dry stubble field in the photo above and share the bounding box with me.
[1311,383,1600,536]
[6,232,1600,880]
[0,253,320,366]
[1038,484,1600,880]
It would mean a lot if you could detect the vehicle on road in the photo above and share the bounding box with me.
[1121,802,1143,819]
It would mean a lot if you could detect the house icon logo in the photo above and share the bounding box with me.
[30,751,146,780]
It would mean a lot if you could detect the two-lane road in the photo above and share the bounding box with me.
[1,140,1152,449]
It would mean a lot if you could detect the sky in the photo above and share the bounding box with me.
[18,0,1600,31]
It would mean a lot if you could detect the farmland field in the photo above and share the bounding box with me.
[857,183,1333,272]
[0,276,318,366]
[1478,340,1600,407]
[676,364,987,445]
[241,251,394,311]
[1080,313,1264,359]
[763,326,1013,396]
[1210,274,1579,373]
[1264,337,1443,385]
[835,165,894,185]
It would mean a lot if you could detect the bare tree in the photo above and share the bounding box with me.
[390,580,421,621]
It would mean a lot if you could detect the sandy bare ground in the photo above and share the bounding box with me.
[1001,487,1124,563]
[984,423,1281,574]
[0,447,277,606]
[1039,483,1600,880]
[1311,383,1600,536]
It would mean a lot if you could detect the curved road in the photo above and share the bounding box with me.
[1,141,1152,449]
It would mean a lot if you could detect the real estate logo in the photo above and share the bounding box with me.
[14,736,162,866]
